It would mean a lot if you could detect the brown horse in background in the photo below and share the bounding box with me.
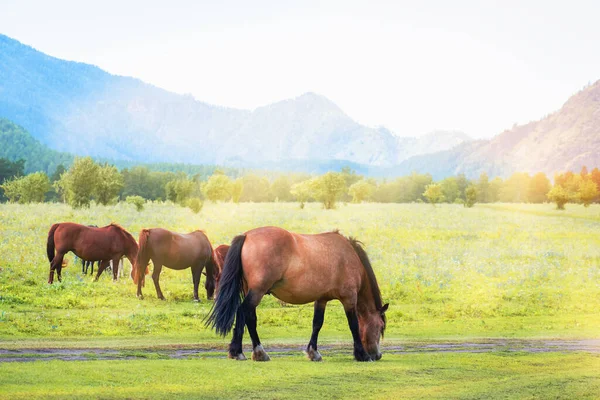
[206,226,388,362]
[47,223,138,284]
[212,244,230,287]
[133,228,217,301]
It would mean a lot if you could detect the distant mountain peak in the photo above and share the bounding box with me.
[0,33,471,171]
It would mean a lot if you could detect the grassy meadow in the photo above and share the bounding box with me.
[1,201,600,398]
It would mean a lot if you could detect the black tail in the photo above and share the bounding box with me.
[205,234,246,336]
[47,223,60,262]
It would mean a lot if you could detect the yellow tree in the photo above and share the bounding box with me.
[578,180,598,207]
[348,179,376,203]
[423,183,444,205]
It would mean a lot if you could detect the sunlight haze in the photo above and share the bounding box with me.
[1,0,599,138]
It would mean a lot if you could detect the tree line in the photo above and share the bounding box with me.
[1,156,599,211]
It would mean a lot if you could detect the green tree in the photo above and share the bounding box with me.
[95,164,124,205]
[464,185,477,208]
[455,173,469,200]
[348,179,376,203]
[440,177,460,203]
[340,167,362,201]
[0,158,25,202]
[126,195,145,212]
[527,172,551,203]
[423,183,444,205]
[0,172,50,203]
[310,172,346,209]
[187,197,203,213]
[0,177,20,202]
[50,164,66,183]
[202,174,232,202]
[166,178,196,205]
[290,179,312,208]
[54,157,99,208]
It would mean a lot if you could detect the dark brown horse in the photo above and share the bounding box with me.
[206,226,388,362]
[46,223,138,284]
[212,244,230,288]
[133,228,217,301]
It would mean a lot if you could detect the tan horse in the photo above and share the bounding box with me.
[47,223,138,284]
[206,226,388,362]
[133,228,217,301]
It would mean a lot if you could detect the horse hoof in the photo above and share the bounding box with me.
[304,346,323,362]
[251,345,270,362]
[354,351,373,362]
[193,298,200,303]
[137,295,144,300]
[228,353,246,361]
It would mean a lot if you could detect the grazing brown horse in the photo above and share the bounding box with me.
[46,223,138,284]
[212,244,230,287]
[206,226,388,362]
[133,228,217,301]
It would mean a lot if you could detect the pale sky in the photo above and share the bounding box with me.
[1,0,599,138]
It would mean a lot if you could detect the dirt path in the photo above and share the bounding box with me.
[1,339,599,362]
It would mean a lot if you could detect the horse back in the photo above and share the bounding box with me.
[241,227,364,304]
[53,223,127,261]
[143,228,211,269]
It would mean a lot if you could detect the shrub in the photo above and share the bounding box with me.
[187,197,203,213]
[126,195,145,212]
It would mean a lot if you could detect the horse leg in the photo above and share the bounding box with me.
[305,300,328,361]
[240,290,269,362]
[344,306,372,362]
[94,260,110,282]
[191,265,202,302]
[48,252,65,284]
[228,290,266,361]
[152,263,165,300]
[111,258,120,282]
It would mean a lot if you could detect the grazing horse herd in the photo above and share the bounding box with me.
[46,222,388,362]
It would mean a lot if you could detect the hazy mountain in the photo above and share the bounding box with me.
[392,81,600,179]
[0,34,469,170]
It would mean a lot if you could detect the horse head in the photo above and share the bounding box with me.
[359,303,388,360]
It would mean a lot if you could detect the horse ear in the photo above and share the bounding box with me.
[380,303,389,313]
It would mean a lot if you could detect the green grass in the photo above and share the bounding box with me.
[0,352,598,399]
[1,201,599,342]
[1,202,600,398]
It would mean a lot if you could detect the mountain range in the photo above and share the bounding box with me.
[390,80,600,178]
[0,34,468,173]
[1,33,599,178]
